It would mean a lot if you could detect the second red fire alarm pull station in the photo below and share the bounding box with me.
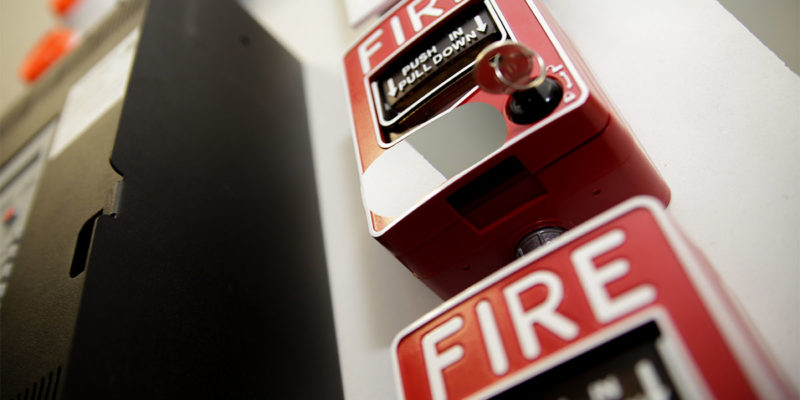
[344,0,670,298]
[392,197,797,399]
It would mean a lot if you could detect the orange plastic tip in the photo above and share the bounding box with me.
[50,0,79,15]
[18,27,76,83]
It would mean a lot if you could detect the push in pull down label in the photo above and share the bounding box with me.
[371,1,507,129]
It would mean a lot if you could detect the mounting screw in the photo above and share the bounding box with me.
[515,227,566,258]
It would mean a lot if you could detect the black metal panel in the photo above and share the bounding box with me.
[0,0,342,398]
[0,1,145,391]
[62,0,343,398]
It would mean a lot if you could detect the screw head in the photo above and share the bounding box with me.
[515,227,566,258]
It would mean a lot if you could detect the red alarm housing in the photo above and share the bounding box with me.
[344,0,670,298]
[392,196,795,399]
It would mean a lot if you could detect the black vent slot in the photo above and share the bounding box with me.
[10,366,61,400]
[70,211,102,278]
[447,157,546,229]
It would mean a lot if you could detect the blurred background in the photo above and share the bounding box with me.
[0,0,798,115]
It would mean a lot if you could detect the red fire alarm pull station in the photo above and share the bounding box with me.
[344,0,670,299]
[392,196,796,400]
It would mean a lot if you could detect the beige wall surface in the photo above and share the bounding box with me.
[0,1,57,116]
[720,0,799,72]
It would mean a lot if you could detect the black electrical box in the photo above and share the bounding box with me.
[0,1,343,398]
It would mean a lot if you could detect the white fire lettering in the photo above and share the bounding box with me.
[356,0,461,73]
[504,270,580,360]
[358,29,383,74]
[572,229,656,323]
[422,316,465,400]
[415,229,657,399]
[407,0,444,32]
[476,300,509,376]
[390,15,405,45]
